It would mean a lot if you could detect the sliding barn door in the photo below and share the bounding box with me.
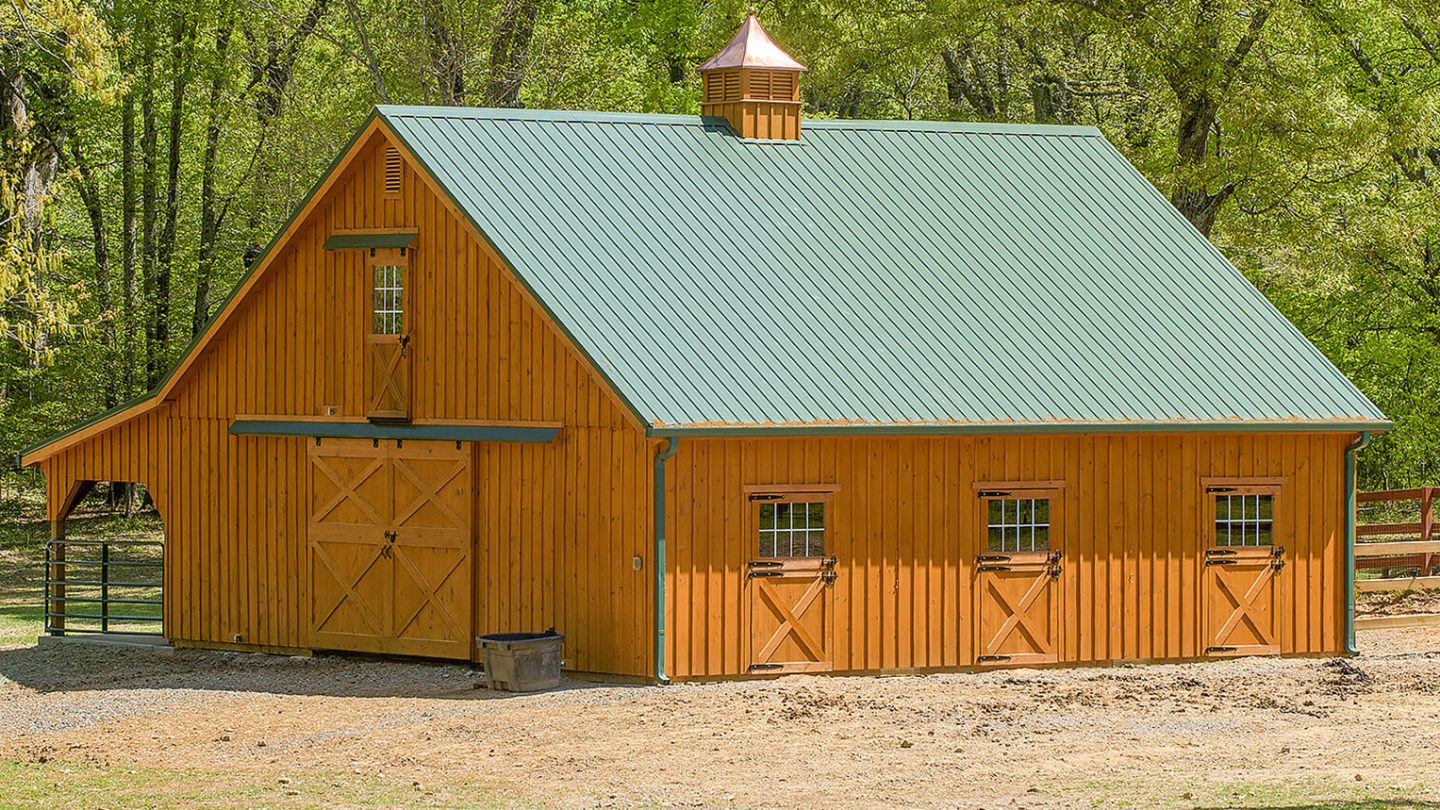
[308,439,472,659]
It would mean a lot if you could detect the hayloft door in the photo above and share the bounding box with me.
[309,439,472,659]
[1204,485,1283,657]
[746,491,836,674]
[366,251,410,421]
[976,488,1061,666]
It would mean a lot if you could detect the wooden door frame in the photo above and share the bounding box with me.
[1201,477,1287,657]
[742,486,839,674]
[972,481,1064,667]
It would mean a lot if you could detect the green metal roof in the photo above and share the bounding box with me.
[382,107,1386,431]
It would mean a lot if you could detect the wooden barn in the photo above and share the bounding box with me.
[24,16,1389,681]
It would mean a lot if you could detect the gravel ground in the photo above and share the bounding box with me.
[2,629,1439,808]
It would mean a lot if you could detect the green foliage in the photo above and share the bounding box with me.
[0,0,1436,486]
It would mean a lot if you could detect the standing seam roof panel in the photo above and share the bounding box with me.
[380,107,1386,428]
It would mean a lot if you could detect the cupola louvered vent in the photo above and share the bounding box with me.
[703,69,742,103]
[383,147,402,198]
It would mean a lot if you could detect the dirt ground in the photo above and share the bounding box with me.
[1,629,1439,808]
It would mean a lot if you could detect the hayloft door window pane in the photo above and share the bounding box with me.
[372,264,404,335]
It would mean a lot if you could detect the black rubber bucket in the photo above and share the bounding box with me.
[477,629,564,692]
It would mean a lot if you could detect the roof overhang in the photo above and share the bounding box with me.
[229,418,561,443]
[645,420,1394,438]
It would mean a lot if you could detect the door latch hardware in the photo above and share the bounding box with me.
[822,570,838,584]
[749,663,784,671]
[748,570,784,579]
[383,530,397,542]
[977,565,1012,572]
[1272,546,1286,558]
[1048,564,1062,579]
[1271,559,1286,571]
[380,545,392,560]
[821,555,838,569]
[1047,550,1064,563]
[977,654,1012,662]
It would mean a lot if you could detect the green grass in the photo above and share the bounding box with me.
[1061,776,1437,809]
[0,760,529,809]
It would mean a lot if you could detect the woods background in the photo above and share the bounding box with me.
[2,0,1437,489]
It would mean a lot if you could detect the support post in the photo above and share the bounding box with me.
[48,519,65,636]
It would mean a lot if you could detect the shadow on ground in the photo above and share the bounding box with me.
[0,640,619,701]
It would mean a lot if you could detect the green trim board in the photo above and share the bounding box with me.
[323,232,416,250]
[645,419,1393,438]
[228,419,560,443]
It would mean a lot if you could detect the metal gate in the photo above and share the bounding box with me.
[45,538,164,637]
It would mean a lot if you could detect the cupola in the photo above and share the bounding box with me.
[698,12,806,140]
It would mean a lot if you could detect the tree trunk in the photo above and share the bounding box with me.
[150,14,196,387]
[487,0,544,107]
[424,1,466,104]
[140,10,160,389]
[121,79,138,399]
[243,0,330,265]
[194,20,232,338]
[67,139,118,409]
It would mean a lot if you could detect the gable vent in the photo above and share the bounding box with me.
[383,147,402,197]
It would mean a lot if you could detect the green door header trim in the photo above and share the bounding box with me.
[228,418,560,443]
[323,232,417,250]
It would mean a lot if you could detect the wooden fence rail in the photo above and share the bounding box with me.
[1355,487,1440,629]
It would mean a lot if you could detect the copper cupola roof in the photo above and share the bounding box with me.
[698,13,806,72]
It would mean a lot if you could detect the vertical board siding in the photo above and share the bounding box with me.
[39,132,654,676]
[665,432,1353,679]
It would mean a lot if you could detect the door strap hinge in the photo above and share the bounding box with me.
[1206,549,1238,556]
[1205,559,1238,566]
[977,565,1012,572]
[748,571,784,579]
[749,663,784,671]
[747,493,783,501]
[1206,646,1238,653]
[977,654,1011,662]
[747,560,783,568]
[977,554,1011,562]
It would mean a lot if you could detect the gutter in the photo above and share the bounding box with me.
[1344,431,1373,655]
[653,437,680,684]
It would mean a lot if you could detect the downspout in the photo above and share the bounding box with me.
[653,437,679,684]
[1344,431,1373,656]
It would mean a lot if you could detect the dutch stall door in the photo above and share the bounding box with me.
[976,490,1061,666]
[366,253,411,420]
[747,493,835,674]
[1204,487,1284,657]
[309,439,472,659]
